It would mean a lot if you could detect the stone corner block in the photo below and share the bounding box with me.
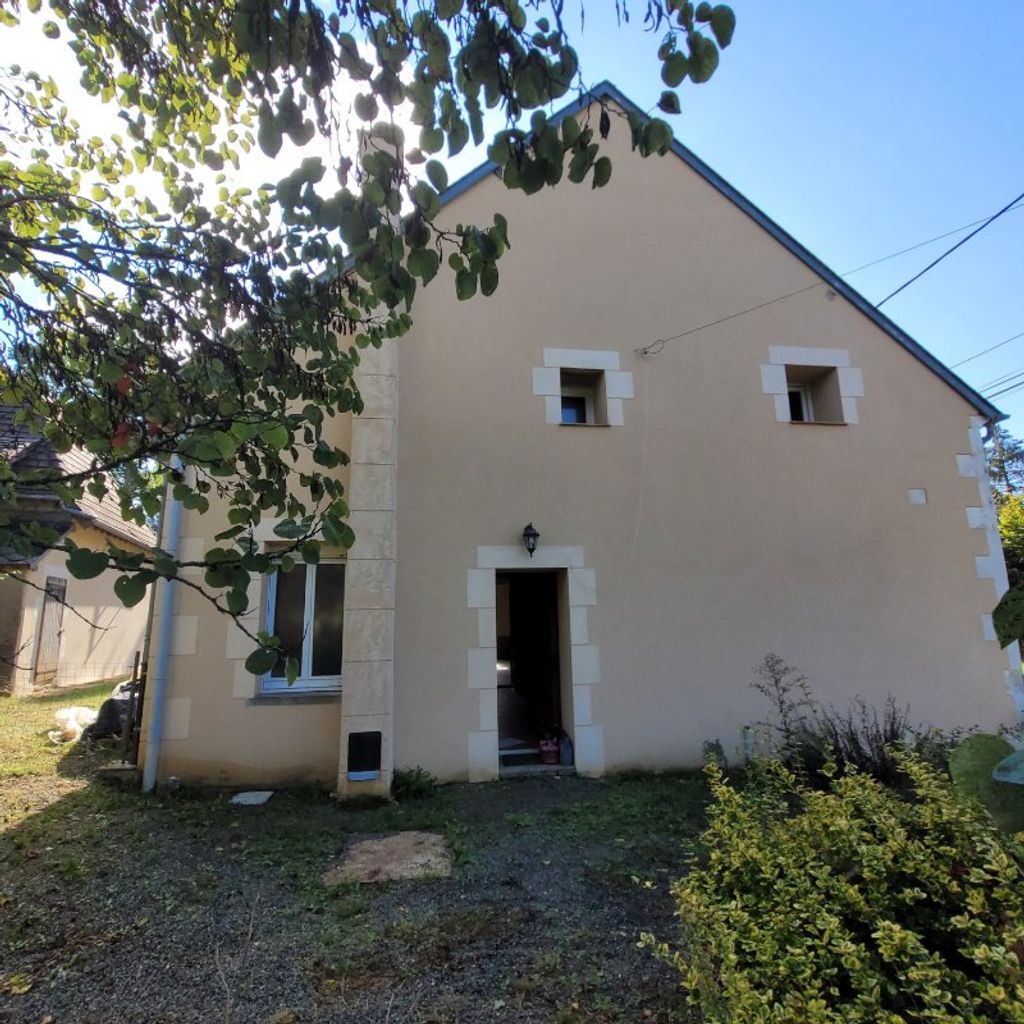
[468,647,497,690]
[467,568,496,608]
[574,724,605,777]
[468,730,499,783]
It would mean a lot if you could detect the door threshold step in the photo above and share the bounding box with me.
[498,745,540,757]
[499,763,576,779]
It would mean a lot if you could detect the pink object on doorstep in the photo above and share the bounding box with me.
[539,739,559,764]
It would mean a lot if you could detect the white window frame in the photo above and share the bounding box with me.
[560,384,596,425]
[261,560,343,694]
[788,384,813,423]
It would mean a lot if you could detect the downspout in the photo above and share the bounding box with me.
[133,468,170,750]
[142,457,184,793]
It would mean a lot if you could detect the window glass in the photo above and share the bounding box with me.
[788,389,806,422]
[561,396,587,424]
[271,565,307,677]
[311,563,345,676]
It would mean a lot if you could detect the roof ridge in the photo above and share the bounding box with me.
[437,80,1003,423]
[0,406,156,549]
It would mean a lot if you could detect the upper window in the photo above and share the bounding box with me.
[560,369,605,425]
[262,561,344,693]
[788,385,811,423]
[561,394,588,424]
[762,347,862,425]
[534,348,634,427]
[784,365,844,424]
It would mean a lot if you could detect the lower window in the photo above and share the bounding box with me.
[261,561,345,693]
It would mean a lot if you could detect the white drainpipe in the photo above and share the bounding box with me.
[142,458,184,793]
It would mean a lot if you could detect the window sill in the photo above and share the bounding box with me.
[559,422,611,428]
[248,690,342,706]
[788,420,847,426]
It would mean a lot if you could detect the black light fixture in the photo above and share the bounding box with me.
[522,522,539,557]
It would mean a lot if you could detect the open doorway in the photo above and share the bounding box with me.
[496,570,569,769]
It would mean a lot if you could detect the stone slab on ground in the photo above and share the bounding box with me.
[230,790,274,806]
[322,830,451,885]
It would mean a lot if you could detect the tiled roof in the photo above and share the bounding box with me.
[0,406,156,550]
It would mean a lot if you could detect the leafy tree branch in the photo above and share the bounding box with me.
[0,0,735,678]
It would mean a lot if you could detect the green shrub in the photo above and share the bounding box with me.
[998,494,1024,592]
[391,766,437,802]
[650,754,1024,1023]
[750,654,968,785]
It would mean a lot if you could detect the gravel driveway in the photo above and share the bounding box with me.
[0,762,708,1024]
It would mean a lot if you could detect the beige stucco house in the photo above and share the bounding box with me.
[0,408,155,695]
[138,82,1022,796]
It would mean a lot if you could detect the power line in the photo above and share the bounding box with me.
[985,378,1024,402]
[637,281,821,355]
[979,360,1024,392]
[852,202,1023,277]
[875,188,1024,308]
[980,360,1024,389]
[950,329,1024,370]
[984,370,1024,397]
[636,204,1024,356]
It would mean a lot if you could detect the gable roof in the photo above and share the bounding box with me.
[0,406,156,552]
[439,80,1004,424]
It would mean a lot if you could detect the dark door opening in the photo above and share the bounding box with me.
[496,570,565,767]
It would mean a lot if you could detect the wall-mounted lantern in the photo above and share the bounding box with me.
[522,522,539,557]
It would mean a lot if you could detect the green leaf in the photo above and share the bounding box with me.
[493,213,510,248]
[425,160,448,193]
[257,116,282,158]
[408,247,440,284]
[658,91,681,115]
[480,263,499,297]
[261,423,289,450]
[420,127,444,154]
[114,573,149,607]
[154,556,179,578]
[354,93,378,122]
[688,34,720,83]
[562,116,581,148]
[994,586,1024,648]
[643,119,674,155]
[710,5,736,47]
[273,518,304,539]
[592,157,613,188]
[67,547,110,580]
[456,269,477,301]
[661,53,689,87]
[226,588,249,615]
[245,647,278,676]
[411,181,440,220]
[211,430,238,460]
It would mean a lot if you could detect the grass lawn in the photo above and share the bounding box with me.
[0,686,709,1024]
[0,680,117,782]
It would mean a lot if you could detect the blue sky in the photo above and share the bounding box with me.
[446,2,1024,428]
[10,4,1022,426]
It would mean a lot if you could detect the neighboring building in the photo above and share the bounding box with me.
[138,82,1021,795]
[0,408,155,694]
